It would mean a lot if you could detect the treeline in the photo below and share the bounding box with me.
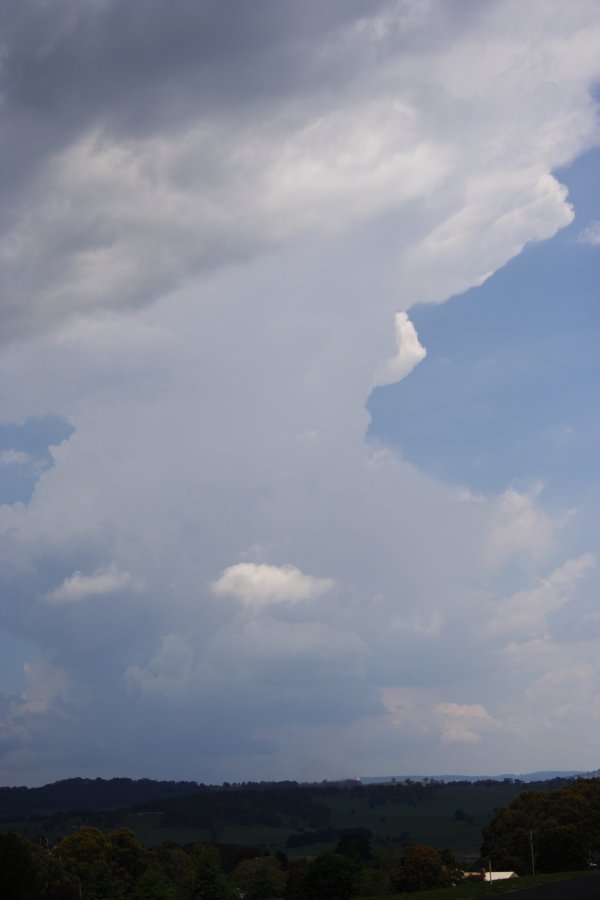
[156,785,331,830]
[0,777,198,819]
[482,777,600,873]
[0,826,466,900]
[1,774,572,824]
[286,826,374,848]
[143,777,570,833]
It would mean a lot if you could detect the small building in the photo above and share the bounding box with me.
[483,870,518,882]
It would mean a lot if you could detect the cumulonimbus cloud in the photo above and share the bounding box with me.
[1,0,600,785]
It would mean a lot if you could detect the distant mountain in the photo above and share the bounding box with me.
[360,771,588,784]
[510,770,591,782]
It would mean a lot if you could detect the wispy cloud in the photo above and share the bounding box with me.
[578,220,600,245]
[0,449,30,465]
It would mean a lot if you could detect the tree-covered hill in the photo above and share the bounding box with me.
[482,778,600,873]
[0,777,198,818]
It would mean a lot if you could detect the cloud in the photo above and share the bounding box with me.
[45,564,143,605]
[212,563,334,611]
[1,0,600,784]
[400,171,575,308]
[484,485,564,568]
[485,553,596,641]
[373,312,427,387]
[1,2,599,342]
[0,98,448,342]
[125,634,194,700]
[0,449,30,465]
[578,219,600,245]
[435,702,492,745]
[380,688,495,748]
[435,702,491,720]
[19,658,71,716]
[440,722,482,744]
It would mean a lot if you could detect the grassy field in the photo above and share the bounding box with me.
[111,781,532,856]
[357,870,597,900]
[324,782,522,856]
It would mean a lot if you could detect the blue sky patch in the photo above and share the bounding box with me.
[0,416,74,505]
[368,148,600,500]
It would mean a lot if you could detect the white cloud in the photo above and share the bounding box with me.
[46,563,143,605]
[212,563,334,611]
[373,312,427,387]
[435,702,491,720]
[400,171,575,308]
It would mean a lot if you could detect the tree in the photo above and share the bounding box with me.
[335,832,372,862]
[55,826,123,900]
[232,857,285,900]
[283,858,309,900]
[537,824,588,872]
[0,831,81,900]
[482,779,600,873]
[131,866,178,900]
[188,845,235,900]
[302,852,356,900]
[391,844,445,892]
[153,844,195,898]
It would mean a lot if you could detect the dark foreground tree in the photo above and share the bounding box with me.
[391,844,446,892]
[188,845,235,900]
[232,856,286,900]
[0,831,78,900]
[482,779,600,873]
[302,852,356,900]
[130,865,178,900]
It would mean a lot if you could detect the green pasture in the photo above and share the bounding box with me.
[120,780,530,856]
[357,870,597,900]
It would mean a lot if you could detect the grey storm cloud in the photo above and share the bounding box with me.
[0,0,547,341]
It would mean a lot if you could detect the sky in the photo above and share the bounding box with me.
[1,0,600,787]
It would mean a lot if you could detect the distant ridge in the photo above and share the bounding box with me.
[360,770,590,784]
[0,776,199,818]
